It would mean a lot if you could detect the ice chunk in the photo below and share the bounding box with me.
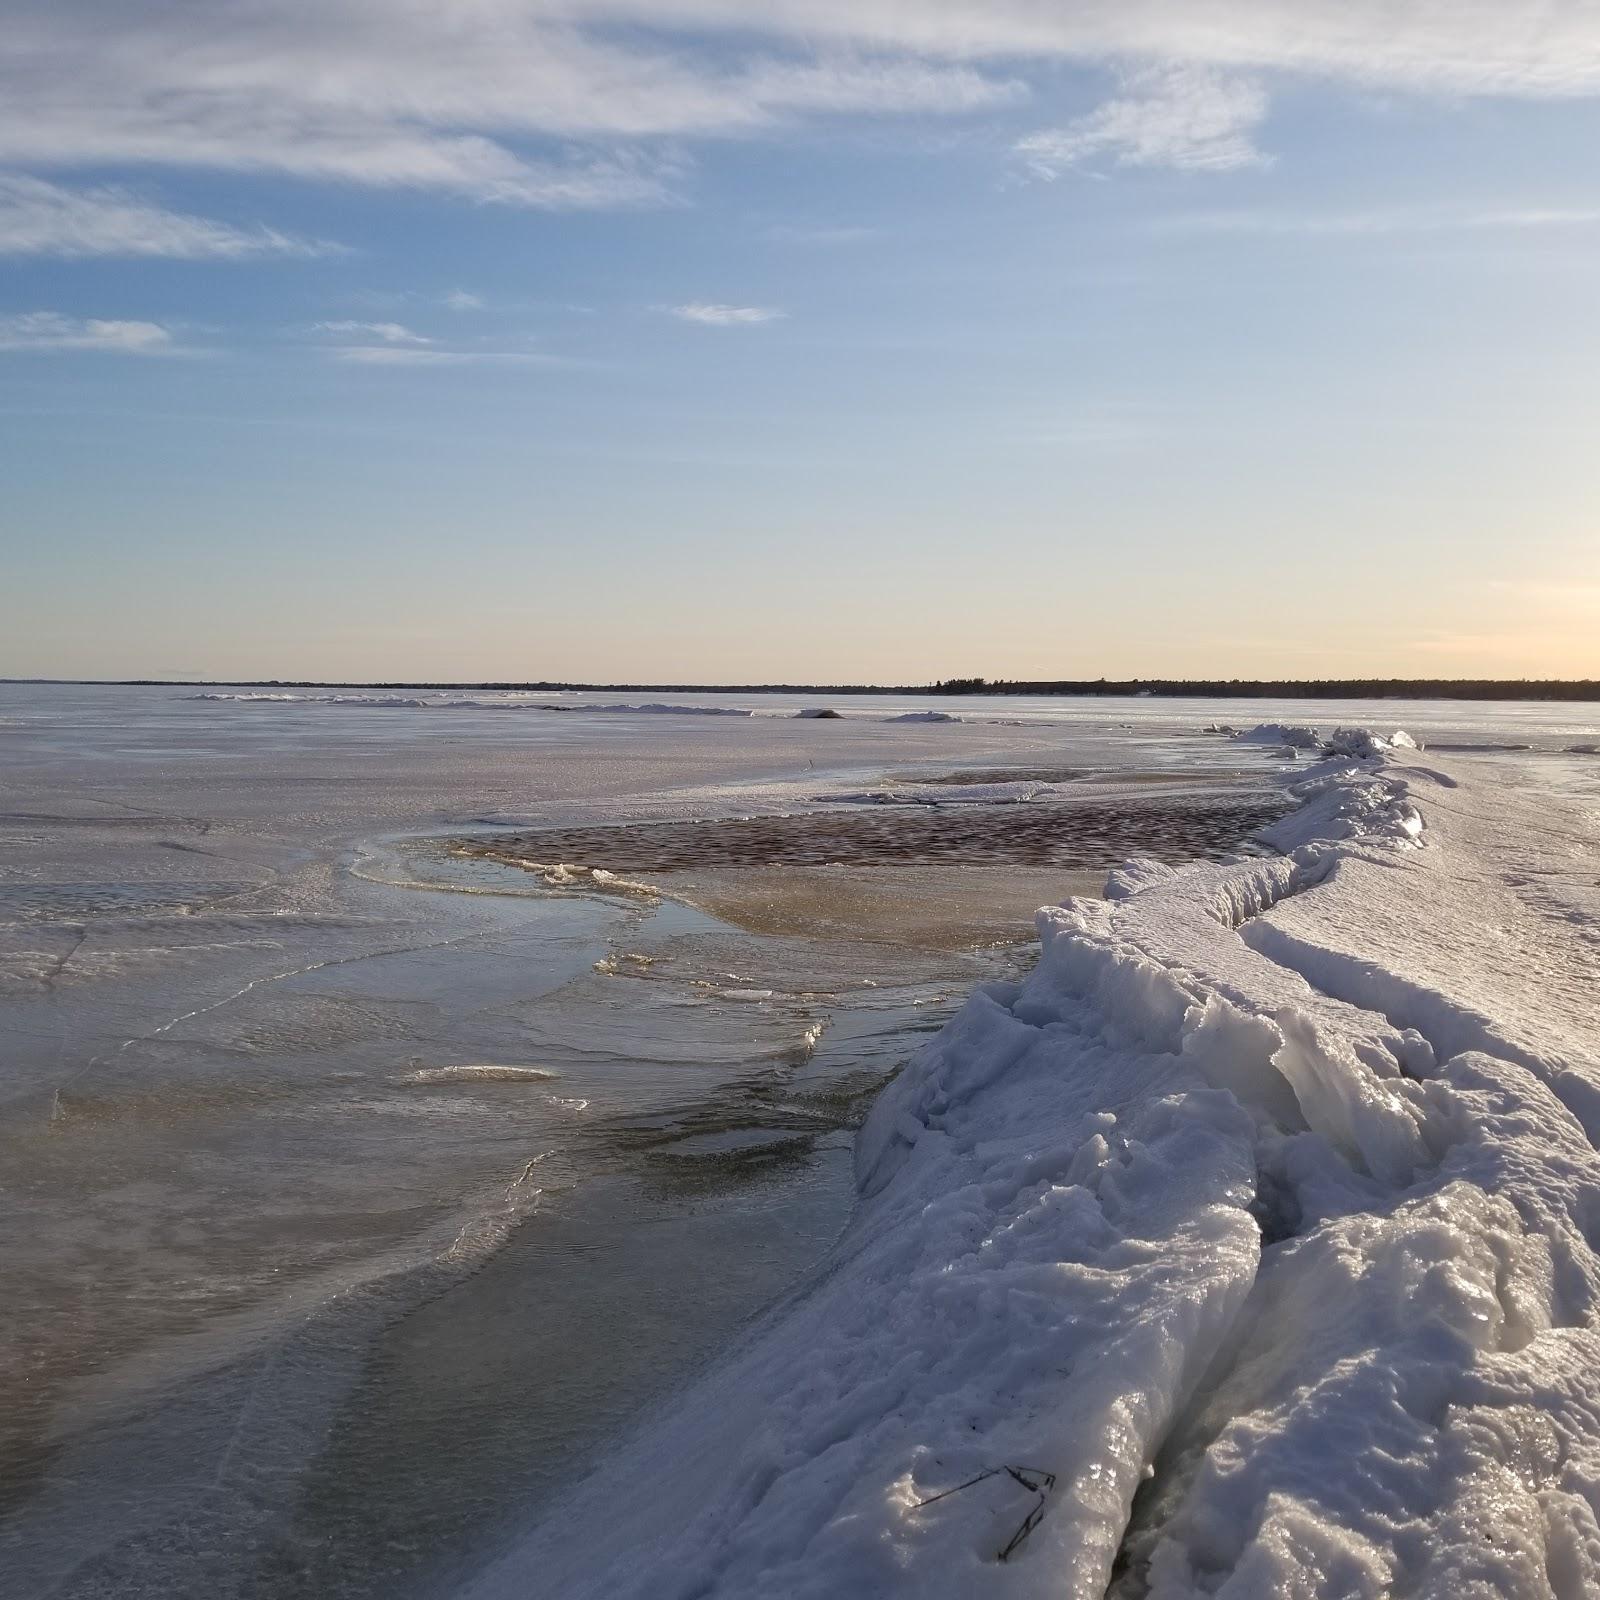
[1327,727,1420,759]
[1233,723,1325,749]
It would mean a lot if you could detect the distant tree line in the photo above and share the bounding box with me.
[14,676,1597,702]
[928,678,1600,702]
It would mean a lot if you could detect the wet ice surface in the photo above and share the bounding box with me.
[2,877,967,1596]
[2,686,1598,1600]
[464,788,1290,874]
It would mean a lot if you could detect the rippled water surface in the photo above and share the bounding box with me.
[3,683,1597,1598]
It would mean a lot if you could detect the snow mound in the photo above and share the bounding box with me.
[1233,723,1324,749]
[887,710,962,723]
[465,748,1600,1600]
[1567,743,1600,756]
[794,707,843,719]
[1327,726,1419,759]
[1222,724,1423,761]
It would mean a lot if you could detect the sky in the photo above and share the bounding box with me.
[3,1,1599,684]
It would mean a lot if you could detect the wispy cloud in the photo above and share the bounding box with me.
[314,316,566,364]
[669,303,786,325]
[733,55,1023,117]
[0,173,338,259]
[8,3,1600,216]
[1155,206,1600,236]
[1017,67,1269,177]
[329,345,562,366]
[0,7,1016,210]
[313,320,431,344]
[621,4,1600,96]
[0,311,174,353]
[443,289,486,311]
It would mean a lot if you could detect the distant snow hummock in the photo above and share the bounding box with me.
[1229,721,1324,749]
[1327,725,1419,758]
[1217,723,1423,760]
[464,739,1600,1600]
[186,691,430,707]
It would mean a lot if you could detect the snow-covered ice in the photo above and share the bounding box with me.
[465,743,1600,1600]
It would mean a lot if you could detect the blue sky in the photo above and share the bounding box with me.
[3,2,1599,682]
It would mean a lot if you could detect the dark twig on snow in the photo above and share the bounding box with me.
[910,1463,1058,1561]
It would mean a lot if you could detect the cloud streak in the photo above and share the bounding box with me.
[330,347,561,366]
[1155,205,1600,236]
[0,311,174,353]
[312,316,574,364]
[0,173,339,259]
[1017,67,1268,176]
[0,6,1019,210]
[7,2,1600,215]
[669,303,786,325]
[313,321,432,345]
[611,2,1600,95]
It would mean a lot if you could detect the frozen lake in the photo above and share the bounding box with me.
[2,684,1596,1598]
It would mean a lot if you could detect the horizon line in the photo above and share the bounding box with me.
[6,675,1600,702]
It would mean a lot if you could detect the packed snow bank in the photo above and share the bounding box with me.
[464,744,1600,1600]
[888,710,962,723]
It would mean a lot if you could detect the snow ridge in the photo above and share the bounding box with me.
[465,745,1600,1600]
